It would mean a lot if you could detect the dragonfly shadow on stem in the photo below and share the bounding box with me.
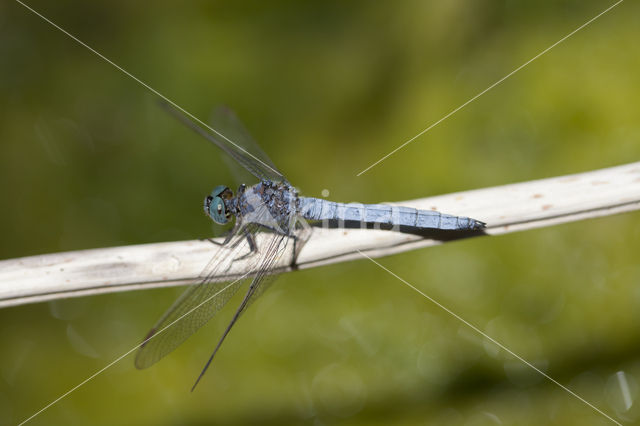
[315,220,487,242]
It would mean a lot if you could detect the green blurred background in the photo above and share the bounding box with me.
[1,1,640,425]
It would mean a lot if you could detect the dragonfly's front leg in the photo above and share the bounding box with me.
[207,223,242,247]
[233,230,258,262]
[207,232,236,247]
[205,221,256,270]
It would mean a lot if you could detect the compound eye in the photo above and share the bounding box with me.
[209,197,228,224]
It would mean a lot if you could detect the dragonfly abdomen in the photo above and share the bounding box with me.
[298,197,484,231]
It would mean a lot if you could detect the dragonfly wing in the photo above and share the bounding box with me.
[191,231,291,390]
[209,106,286,185]
[160,101,287,183]
[135,224,293,372]
[135,231,259,370]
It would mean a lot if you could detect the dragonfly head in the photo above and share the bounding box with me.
[204,185,233,224]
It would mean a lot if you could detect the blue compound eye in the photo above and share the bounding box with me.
[205,196,227,224]
[204,185,232,224]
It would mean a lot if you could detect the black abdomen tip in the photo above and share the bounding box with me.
[472,220,487,230]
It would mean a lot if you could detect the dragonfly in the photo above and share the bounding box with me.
[134,103,486,390]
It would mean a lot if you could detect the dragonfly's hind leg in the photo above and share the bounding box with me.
[290,218,312,269]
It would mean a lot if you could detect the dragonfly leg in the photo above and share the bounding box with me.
[207,237,227,247]
[206,232,236,247]
[206,221,254,272]
[290,218,312,269]
[233,230,258,262]
[206,219,245,247]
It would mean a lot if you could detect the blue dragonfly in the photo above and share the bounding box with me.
[135,104,486,390]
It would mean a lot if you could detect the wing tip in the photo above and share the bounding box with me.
[474,220,487,230]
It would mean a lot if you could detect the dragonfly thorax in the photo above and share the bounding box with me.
[215,181,300,235]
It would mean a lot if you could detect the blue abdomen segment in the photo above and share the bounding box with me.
[298,197,485,231]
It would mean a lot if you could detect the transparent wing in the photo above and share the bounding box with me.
[210,106,284,185]
[191,231,291,389]
[160,101,287,183]
[134,231,255,369]
[134,225,292,372]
